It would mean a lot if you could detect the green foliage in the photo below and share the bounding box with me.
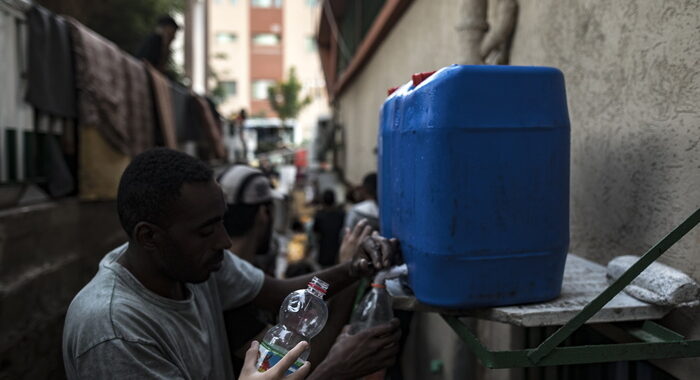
[37,0,184,54]
[267,67,312,120]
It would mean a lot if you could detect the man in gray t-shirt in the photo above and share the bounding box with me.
[63,148,401,380]
[63,244,264,379]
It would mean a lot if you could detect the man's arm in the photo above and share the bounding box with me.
[252,219,383,312]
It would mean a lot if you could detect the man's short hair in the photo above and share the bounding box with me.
[117,148,213,238]
[157,15,180,30]
[322,189,336,207]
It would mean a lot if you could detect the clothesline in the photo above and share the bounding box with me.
[15,3,227,199]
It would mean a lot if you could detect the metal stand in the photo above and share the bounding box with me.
[441,208,700,368]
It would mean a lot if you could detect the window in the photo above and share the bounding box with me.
[252,33,281,46]
[305,36,317,52]
[221,81,237,98]
[216,32,237,44]
[251,0,282,8]
[252,79,276,100]
[306,0,319,6]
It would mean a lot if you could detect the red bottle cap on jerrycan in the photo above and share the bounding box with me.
[411,71,436,86]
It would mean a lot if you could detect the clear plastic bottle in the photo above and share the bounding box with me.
[350,270,401,380]
[349,281,393,334]
[256,276,329,375]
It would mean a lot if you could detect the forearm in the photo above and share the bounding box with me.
[306,361,344,380]
[253,262,357,312]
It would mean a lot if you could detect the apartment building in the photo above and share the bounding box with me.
[208,0,329,144]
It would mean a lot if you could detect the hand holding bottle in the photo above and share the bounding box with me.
[239,341,311,380]
[307,319,401,380]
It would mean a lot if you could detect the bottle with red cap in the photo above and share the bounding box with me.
[349,273,394,380]
[349,279,393,334]
[256,276,329,375]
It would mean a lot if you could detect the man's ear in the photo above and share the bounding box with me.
[133,222,162,250]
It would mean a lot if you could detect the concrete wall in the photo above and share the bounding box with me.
[0,201,126,379]
[335,0,700,378]
[336,0,464,184]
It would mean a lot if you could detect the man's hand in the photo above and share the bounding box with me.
[238,341,311,380]
[348,225,399,278]
[308,319,401,380]
[339,219,374,264]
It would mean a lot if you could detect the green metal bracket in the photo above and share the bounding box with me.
[442,208,700,368]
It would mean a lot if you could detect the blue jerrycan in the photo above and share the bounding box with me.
[379,65,570,308]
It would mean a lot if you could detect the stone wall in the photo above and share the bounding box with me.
[336,0,699,378]
[510,1,700,378]
[0,200,126,379]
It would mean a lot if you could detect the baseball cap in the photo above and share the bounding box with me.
[218,165,282,205]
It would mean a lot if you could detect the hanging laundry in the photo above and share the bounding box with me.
[192,95,226,160]
[170,82,196,142]
[145,63,177,149]
[68,18,155,156]
[26,5,77,118]
[123,53,155,155]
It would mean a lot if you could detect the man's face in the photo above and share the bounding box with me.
[155,180,232,284]
[162,26,177,44]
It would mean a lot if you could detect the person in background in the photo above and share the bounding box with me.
[63,149,400,380]
[136,15,179,77]
[345,172,379,231]
[312,189,346,268]
[217,163,401,377]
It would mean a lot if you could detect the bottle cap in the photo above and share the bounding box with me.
[308,276,329,294]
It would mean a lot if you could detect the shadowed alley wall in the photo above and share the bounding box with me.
[0,201,125,379]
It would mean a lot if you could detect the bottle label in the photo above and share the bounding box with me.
[256,341,304,376]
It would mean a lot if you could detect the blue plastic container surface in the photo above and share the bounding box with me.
[379,65,570,308]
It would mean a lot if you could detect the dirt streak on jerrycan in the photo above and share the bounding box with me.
[379,65,570,308]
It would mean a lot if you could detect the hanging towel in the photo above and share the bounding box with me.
[169,82,194,142]
[145,63,177,149]
[123,54,155,155]
[79,125,130,200]
[26,5,77,118]
[193,95,226,159]
[68,18,155,156]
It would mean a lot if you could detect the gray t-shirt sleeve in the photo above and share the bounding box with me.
[72,339,185,380]
[216,250,265,310]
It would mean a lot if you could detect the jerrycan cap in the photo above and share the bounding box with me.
[411,70,436,87]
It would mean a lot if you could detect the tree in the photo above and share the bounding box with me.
[267,67,312,120]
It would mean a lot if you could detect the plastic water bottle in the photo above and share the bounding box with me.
[349,267,405,380]
[350,281,393,334]
[350,266,406,333]
[256,276,329,375]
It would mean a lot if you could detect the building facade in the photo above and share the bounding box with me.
[208,0,329,144]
